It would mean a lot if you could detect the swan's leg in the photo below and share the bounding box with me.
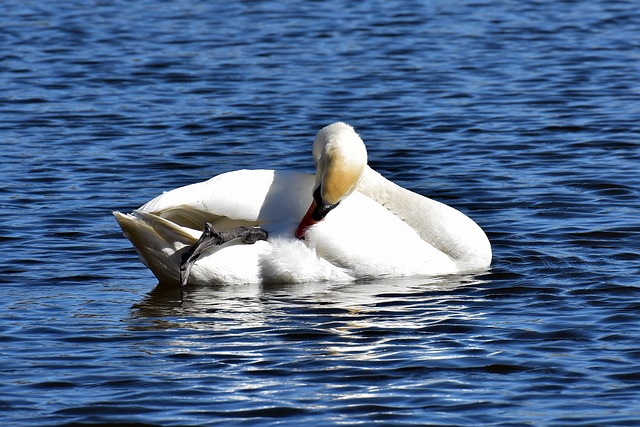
[180,223,225,286]
[180,223,268,286]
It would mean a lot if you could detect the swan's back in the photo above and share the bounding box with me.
[139,169,315,230]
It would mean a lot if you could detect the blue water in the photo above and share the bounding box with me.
[2,0,640,425]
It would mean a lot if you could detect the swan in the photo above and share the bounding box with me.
[114,122,491,286]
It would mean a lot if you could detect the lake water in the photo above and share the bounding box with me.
[2,0,639,425]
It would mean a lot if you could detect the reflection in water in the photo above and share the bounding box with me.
[126,275,496,421]
[130,281,268,331]
[129,275,488,361]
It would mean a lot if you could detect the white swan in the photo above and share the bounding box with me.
[114,122,491,285]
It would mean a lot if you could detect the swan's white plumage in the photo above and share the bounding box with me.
[114,122,491,285]
[304,191,458,278]
[138,170,314,230]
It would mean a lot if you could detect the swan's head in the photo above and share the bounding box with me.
[296,122,368,239]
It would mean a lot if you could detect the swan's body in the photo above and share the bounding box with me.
[114,123,491,285]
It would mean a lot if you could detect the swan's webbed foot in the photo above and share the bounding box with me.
[179,223,268,286]
[237,226,269,244]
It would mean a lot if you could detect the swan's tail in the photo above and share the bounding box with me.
[113,211,200,284]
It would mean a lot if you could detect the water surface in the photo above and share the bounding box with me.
[1,0,639,426]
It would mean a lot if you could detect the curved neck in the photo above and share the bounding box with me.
[356,166,491,270]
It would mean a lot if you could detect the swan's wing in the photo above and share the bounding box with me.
[113,210,200,283]
[357,166,491,271]
[306,191,458,277]
[138,169,315,230]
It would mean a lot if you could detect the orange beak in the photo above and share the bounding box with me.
[295,199,319,239]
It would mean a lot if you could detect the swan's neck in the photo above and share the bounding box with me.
[356,166,491,270]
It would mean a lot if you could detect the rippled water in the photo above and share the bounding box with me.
[2,0,640,425]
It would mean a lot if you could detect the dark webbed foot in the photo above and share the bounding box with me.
[238,226,269,244]
[179,223,268,286]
